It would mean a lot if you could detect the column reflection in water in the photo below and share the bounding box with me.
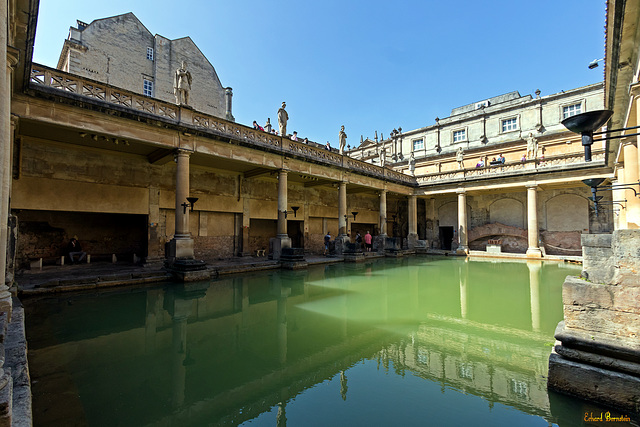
[459,259,468,319]
[164,283,208,409]
[144,289,163,355]
[527,261,542,332]
[272,275,291,365]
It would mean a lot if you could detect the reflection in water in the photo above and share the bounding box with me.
[26,257,619,426]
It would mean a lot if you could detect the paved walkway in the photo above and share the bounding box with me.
[15,253,355,295]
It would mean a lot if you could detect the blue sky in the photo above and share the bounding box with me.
[33,0,606,148]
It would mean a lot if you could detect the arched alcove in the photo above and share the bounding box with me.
[489,198,524,228]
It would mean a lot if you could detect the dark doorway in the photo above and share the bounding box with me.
[440,226,454,250]
[288,220,304,249]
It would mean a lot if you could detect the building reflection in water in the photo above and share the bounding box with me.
[26,257,577,426]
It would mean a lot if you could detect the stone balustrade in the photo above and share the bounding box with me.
[29,63,417,186]
[416,150,606,185]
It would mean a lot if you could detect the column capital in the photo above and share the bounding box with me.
[456,188,466,195]
[629,81,640,98]
[174,148,192,159]
[378,189,387,197]
[6,46,19,69]
[526,183,539,190]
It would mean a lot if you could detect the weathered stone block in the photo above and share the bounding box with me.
[612,229,640,286]
[548,351,640,414]
[581,233,612,248]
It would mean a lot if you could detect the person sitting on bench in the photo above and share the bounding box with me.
[67,237,87,264]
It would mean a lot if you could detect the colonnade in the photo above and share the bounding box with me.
[453,184,541,257]
[170,160,553,259]
[168,162,423,260]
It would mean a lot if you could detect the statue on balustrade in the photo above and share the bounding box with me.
[526,133,538,159]
[278,102,289,136]
[409,152,416,175]
[174,61,192,105]
[456,147,464,169]
[380,146,386,167]
[339,125,347,155]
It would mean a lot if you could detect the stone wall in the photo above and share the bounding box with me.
[61,13,227,119]
[548,230,640,413]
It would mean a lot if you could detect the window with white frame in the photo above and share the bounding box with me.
[147,47,154,61]
[413,138,424,151]
[453,129,466,143]
[501,117,518,132]
[143,79,154,97]
[562,103,582,119]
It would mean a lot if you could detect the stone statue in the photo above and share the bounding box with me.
[380,146,386,167]
[339,125,347,155]
[526,133,538,159]
[264,118,272,133]
[409,152,416,175]
[174,61,192,105]
[456,147,464,169]
[278,102,288,136]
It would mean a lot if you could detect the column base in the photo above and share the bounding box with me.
[269,236,291,260]
[407,233,419,249]
[456,246,469,256]
[334,235,351,255]
[526,247,542,258]
[548,322,640,414]
[167,237,195,260]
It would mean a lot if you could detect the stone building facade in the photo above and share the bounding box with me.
[349,84,604,170]
[57,13,234,120]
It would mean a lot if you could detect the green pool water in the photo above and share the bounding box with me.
[23,256,624,426]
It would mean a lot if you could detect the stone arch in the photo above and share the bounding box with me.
[546,194,589,231]
[489,198,524,228]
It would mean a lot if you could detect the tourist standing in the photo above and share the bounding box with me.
[364,231,372,252]
[324,231,331,255]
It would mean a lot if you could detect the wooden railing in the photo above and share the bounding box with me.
[29,63,417,186]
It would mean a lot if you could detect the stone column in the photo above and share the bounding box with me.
[622,141,639,228]
[242,197,250,256]
[376,189,388,252]
[408,195,418,248]
[614,167,626,229]
[527,261,541,331]
[379,190,387,236]
[526,184,542,257]
[276,170,288,237]
[338,182,347,237]
[456,189,468,254]
[335,181,350,254]
[270,170,291,259]
[225,87,234,121]
[174,150,191,238]
[168,149,195,260]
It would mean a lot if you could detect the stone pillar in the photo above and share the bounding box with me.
[270,169,291,259]
[407,195,418,248]
[0,23,17,317]
[338,182,347,237]
[527,261,541,332]
[526,184,542,257]
[379,190,387,236]
[622,141,639,228]
[225,87,234,122]
[242,197,250,256]
[168,149,194,260]
[277,170,288,237]
[335,181,350,254]
[456,189,468,254]
[614,166,626,229]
